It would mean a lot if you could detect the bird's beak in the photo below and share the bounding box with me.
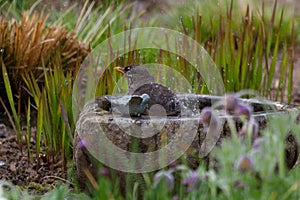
[114,67,125,74]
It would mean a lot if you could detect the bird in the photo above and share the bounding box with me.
[105,94,150,117]
[114,64,181,116]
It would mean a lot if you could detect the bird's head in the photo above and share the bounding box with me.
[114,65,134,74]
[115,64,152,77]
[114,65,154,93]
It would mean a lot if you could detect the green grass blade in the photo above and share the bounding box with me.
[26,97,32,161]
[267,9,283,100]
[36,93,44,169]
[1,62,22,149]
[275,43,288,101]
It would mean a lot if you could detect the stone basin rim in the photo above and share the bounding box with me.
[95,93,299,117]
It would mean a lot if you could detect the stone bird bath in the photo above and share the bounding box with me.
[73,94,299,191]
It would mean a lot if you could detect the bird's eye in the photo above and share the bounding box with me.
[124,64,136,72]
[124,66,131,72]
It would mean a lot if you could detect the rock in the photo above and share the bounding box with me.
[0,123,7,138]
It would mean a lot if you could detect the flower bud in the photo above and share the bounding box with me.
[235,155,254,172]
[200,107,212,127]
[77,139,88,149]
[225,93,238,113]
[153,170,175,191]
[234,103,252,120]
[182,171,200,192]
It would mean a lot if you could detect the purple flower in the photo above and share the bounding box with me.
[200,107,212,127]
[238,119,259,139]
[168,161,177,168]
[225,93,239,113]
[77,139,88,149]
[252,137,265,151]
[182,171,200,192]
[98,167,110,177]
[234,103,252,120]
[172,195,179,200]
[224,94,253,120]
[235,155,254,172]
[234,180,246,190]
[153,170,174,191]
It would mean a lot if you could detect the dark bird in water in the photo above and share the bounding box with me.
[105,94,150,117]
[114,64,181,116]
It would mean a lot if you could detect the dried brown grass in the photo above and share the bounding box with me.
[0,11,90,112]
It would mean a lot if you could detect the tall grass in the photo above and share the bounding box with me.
[23,65,74,169]
[94,0,296,102]
[0,1,134,169]
[0,64,22,150]
[172,0,295,102]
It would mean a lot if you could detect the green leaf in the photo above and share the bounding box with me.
[1,62,22,146]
